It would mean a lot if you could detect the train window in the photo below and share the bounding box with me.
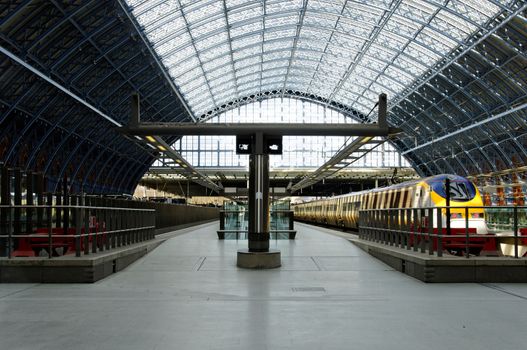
[429,176,476,201]
[449,182,470,200]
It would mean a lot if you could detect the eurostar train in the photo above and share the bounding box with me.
[293,174,488,234]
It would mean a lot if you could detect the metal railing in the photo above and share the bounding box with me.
[0,204,155,259]
[359,206,527,259]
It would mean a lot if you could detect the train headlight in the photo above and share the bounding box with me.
[471,213,483,219]
[450,213,462,219]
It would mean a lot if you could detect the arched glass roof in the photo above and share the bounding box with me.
[0,1,524,195]
[126,0,513,119]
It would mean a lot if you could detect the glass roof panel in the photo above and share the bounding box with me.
[126,0,508,119]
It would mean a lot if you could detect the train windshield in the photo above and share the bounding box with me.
[427,175,476,201]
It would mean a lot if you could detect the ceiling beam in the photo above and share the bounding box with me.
[0,46,122,127]
[116,0,197,122]
[145,135,223,193]
[289,94,390,192]
[402,101,527,155]
[123,123,399,137]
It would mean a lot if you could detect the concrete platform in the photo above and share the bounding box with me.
[0,222,527,350]
[351,237,527,282]
[0,240,163,283]
[0,221,214,283]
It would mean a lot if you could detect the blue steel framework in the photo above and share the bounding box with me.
[0,1,526,195]
[0,0,192,194]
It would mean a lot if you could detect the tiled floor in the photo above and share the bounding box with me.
[0,221,526,350]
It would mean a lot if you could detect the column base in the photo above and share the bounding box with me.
[236,249,281,269]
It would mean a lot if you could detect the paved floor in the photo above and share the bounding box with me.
[1,221,526,350]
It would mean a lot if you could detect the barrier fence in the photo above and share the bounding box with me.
[0,199,155,259]
[358,206,527,258]
[0,165,221,260]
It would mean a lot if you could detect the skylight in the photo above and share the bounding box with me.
[125,0,510,119]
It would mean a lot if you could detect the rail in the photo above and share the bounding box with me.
[0,204,155,259]
[359,206,527,259]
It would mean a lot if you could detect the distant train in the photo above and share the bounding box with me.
[293,174,488,234]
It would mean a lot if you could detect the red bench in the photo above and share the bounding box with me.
[11,223,106,257]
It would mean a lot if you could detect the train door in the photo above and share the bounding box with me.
[321,201,327,224]
[352,197,360,229]
[343,196,352,228]
[413,185,422,208]
[336,197,343,226]
[324,200,330,225]
[317,202,323,223]
[326,200,333,225]
[331,198,340,226]
[351,196,357,227]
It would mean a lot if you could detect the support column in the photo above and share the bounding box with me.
[248,153,270,252]
[237,133,281,268]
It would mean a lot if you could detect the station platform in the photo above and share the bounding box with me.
[0,221,526,350]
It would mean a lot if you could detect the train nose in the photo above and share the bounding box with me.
[450,219,488,234]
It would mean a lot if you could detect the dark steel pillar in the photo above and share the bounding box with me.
[247,133,270,252]
[445,177,451,237]
[13,168,21,235]
[0,166,9,256]
[248,152,270,252]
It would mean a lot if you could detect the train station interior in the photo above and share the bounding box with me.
[1,0,526,349]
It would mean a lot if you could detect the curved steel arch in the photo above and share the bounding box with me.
[198,90,369,123]
[0,0,188,194]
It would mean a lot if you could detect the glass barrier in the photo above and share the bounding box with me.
[220,200,294,240]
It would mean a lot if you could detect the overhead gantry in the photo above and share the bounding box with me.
[123,93,401,269]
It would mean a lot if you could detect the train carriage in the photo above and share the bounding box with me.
[294,174,488,235]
